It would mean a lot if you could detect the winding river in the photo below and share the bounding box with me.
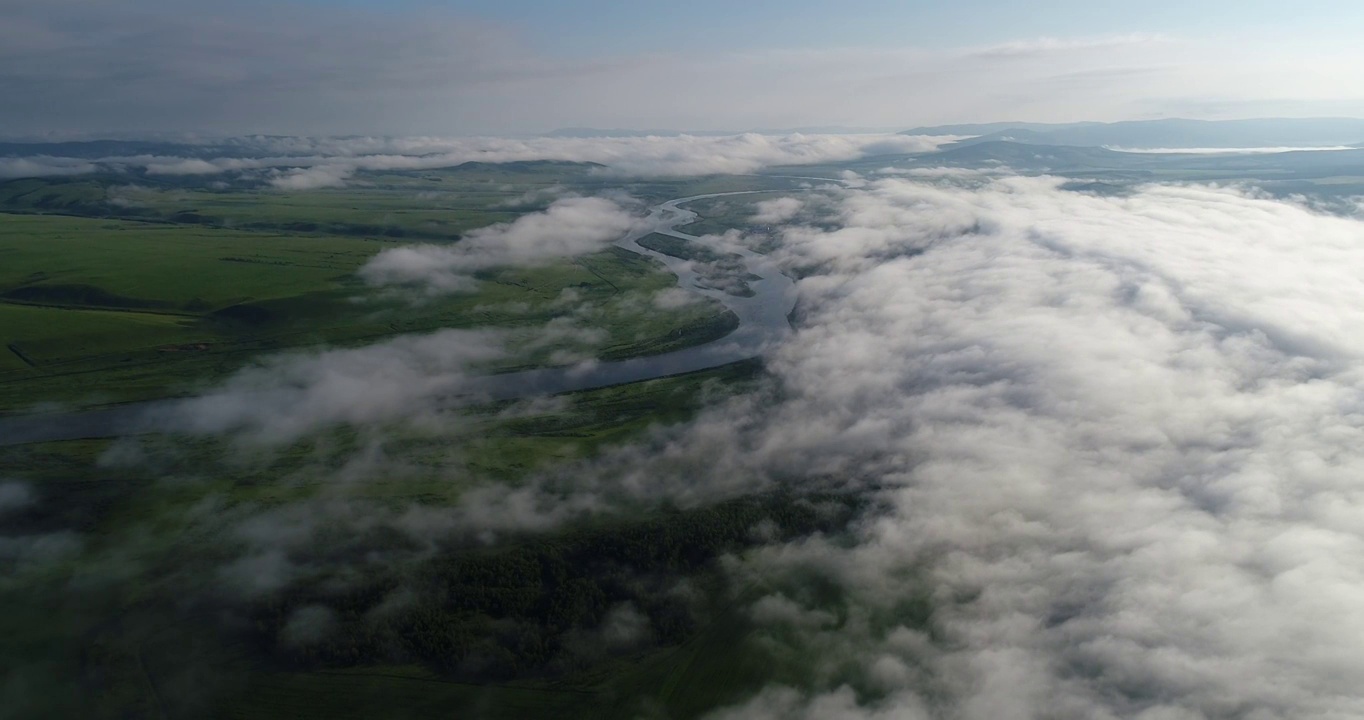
[0,191,798,447]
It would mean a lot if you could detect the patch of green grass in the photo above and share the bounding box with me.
[0,304,207,364]
[0,213,383,310]
[0,178,112,216]
[118,186,515,240]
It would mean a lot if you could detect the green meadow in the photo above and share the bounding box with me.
[0,213,734,412]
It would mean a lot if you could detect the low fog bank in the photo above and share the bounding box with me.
[0,133,956,185]
[164,328,509,444]
[685,174,1364,718]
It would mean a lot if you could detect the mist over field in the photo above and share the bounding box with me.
[690,176,1364,717]
[6,1,1364,718]
[0,133,958,186]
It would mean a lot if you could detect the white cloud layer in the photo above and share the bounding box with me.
[671,174,1364,718]
[0,133,958,184]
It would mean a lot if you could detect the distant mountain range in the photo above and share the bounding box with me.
[901,118,1364,150]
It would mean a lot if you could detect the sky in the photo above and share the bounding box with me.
[5,0,1364,137]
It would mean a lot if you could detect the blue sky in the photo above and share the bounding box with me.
[340,0,1364,54]
[3,0,1364,135]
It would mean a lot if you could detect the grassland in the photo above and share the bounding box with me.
[0,161,610,239]
[0,214,735,412]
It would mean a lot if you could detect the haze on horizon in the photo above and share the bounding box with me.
[5,0,1364,137]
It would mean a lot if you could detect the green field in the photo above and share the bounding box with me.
[0,161,610,239]
[0,213,736,411]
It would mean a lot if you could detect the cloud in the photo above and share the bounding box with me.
[653,287,700,309]
[0,133,959,185]
[966,33,1172,59]
[356,247,483,295]
[448,196,641,263]
[752,197,804,224]
[281,605,339,648]
[164,328,507,444]
[269,164,354,190]
[0,156,98,178]
[562,602,654,659]
[0,481,34,515]
[677,175,1364,718]
[142,158,230,175]
[359,196,641,294]
[0,531,83,581]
